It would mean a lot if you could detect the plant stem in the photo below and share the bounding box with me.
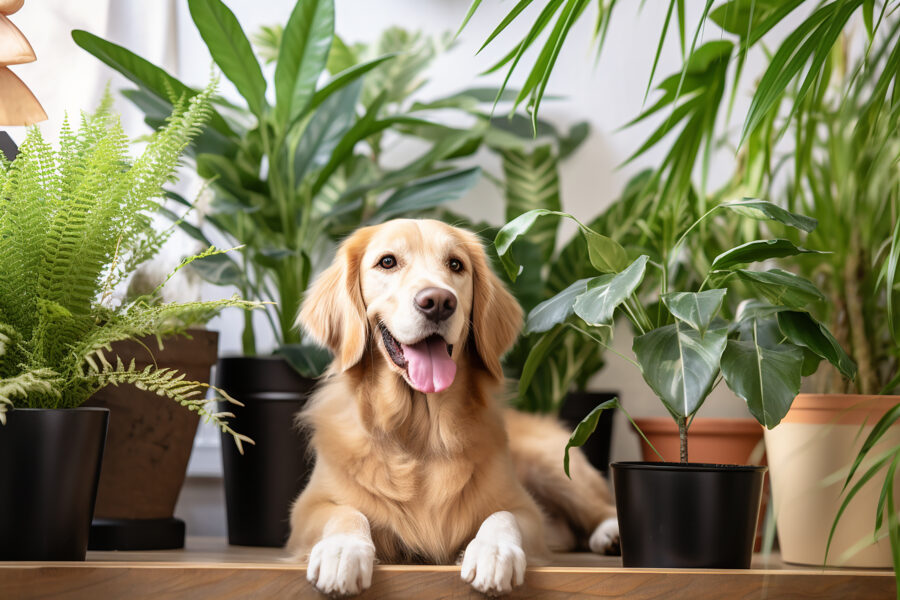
[677,416,688,463]
[845,230,876,394]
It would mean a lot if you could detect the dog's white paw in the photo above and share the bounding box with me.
[589,517,620,555]
[306,533,375,596]
[460,511,526,596]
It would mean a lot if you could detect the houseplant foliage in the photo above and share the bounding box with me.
[495,199,855,463]
[0,88,255,450]
[73,1,566,372]
[496,198,854,567]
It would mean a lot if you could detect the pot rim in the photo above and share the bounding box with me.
[784,393,900,425]
[611,461,767,473]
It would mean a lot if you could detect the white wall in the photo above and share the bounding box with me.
[8,1,793,480]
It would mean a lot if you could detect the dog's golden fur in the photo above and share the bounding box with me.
[288,219,616,569]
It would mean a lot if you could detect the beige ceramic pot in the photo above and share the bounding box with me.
[764,394,900,567]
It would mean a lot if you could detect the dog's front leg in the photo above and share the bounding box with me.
[460,511,527,596]
[302,506,376,597]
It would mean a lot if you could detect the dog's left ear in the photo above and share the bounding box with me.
[466,234,523,381]
[297,229,371,372]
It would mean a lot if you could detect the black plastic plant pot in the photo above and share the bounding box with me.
[0,407,109,560]
[611,461,767,569]
[559,391,617,475]
[216,356,316,547]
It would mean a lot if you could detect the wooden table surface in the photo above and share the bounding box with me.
[1,537,893,599]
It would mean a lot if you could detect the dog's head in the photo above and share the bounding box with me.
[298,219,522,393]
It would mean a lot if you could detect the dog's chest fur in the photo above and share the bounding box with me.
[306,367,510,564]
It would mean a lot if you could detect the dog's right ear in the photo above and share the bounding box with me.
[297,229,371,372]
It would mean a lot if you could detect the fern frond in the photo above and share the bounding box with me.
[84,357,254,453]
[0,369,63,424]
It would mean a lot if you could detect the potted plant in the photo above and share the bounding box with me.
[494,195,855,568]
[0,88,255,561]
[743,29,900,568]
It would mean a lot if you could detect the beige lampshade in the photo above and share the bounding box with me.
[0,14,34,65]
[0,66,47,125]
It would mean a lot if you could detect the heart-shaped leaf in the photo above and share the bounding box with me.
[712,239,824,271]
[721,336,804,429]
[632,323,728,419]
[573,256,648,325]
[662,289,727,336]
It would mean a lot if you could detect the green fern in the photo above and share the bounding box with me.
[0,84,261,451]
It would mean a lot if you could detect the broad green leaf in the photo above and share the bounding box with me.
[71,30,234,137]
[275,0,335,127]
[777,311,856,379]
[275,343,332,378]
[711,239,824,271]
[573,255,648,325]
[632,323,727,419]
[517,326,563,399]
[293,80,361,182]
[662,289,727,336]
[709,0,785,35]
[582,227,629,274]
[188,0,267,118]
[372,167,481,221]
[721,337,804,428]
[720,199,818,232]
[564,397,619,477]
[734,268,825,308]
[525,278,595,334]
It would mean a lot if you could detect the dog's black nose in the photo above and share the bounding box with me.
[415,287,457,322]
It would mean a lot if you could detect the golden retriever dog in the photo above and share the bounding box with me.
[288,219,618,596]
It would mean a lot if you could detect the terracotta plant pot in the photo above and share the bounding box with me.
[633,417,765,464]
[632,417,768,551]
[764,394,900,567]
[84,329,219,550]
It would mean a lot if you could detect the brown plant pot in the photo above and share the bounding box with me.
[632,417,768,551]
[84,329,219,550]
[764,394,900,567]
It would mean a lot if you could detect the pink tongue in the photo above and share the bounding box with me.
[400,336,457,394]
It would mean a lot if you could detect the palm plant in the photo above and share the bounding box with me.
[0,88,257,452]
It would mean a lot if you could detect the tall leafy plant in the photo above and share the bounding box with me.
[495,199,855,464]
[0,89,257,452]
[75,1,584,374]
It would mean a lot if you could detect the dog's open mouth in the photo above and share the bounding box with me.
[379,323,456,394]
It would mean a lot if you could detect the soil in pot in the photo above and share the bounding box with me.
[217,356,316,547]
[765,394,900,568]
[559,391,617,475]
[0,407,109,560]
[84,330,219,551]
[611,461,766,569]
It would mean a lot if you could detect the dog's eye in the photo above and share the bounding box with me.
[378,255,397,269]
[448,258,463,273]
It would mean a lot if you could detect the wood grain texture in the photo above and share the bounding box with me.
[0,539,892,599]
